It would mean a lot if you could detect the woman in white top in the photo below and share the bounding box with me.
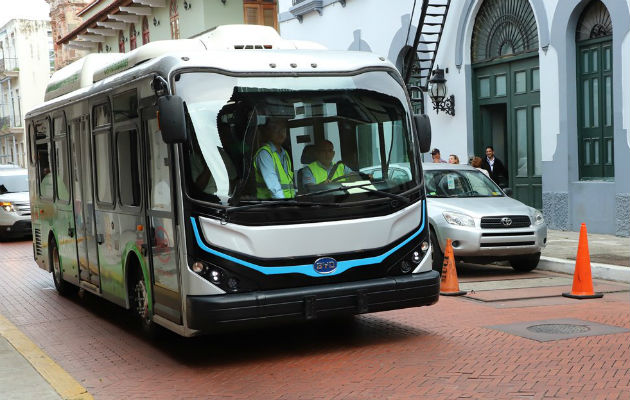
[471,156,490,178]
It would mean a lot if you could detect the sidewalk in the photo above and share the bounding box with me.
[0,313,90,400]
[539,229,630,283]
[0,336,61,400]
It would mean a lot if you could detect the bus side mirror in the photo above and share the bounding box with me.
[157,95,187,144]
[413,114,431,153]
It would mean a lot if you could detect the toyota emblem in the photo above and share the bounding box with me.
[501,217,513,227]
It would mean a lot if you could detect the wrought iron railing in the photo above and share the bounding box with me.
[0,116,10,130]
[0,58,18,74]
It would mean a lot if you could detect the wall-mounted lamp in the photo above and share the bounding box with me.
[105,44,111,52]
[428,68,455,116]
[220,0,227,4]
[153,17,160,26]
[184,0,192,10]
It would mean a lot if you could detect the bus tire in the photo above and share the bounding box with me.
[128,262,160,337]
[50,239,72,296]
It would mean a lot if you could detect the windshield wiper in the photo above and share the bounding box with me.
[223,199,342,215]
[297,182,411,204]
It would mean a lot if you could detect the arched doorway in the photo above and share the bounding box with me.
[576,1,613,180]
[471,0,542,209]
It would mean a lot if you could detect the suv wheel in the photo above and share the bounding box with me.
[430,231,444,275]
[509,253,541,272]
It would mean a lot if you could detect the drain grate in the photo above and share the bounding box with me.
[527,324,591,334]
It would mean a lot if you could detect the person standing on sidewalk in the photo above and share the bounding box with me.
[481,146,508,187]
[431,148,447,163]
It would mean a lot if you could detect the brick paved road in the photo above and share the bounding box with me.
[1,240,629,400]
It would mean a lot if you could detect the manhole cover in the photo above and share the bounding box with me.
[526,324,591,334]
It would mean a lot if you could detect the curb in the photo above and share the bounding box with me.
[539,256,630,284]
[0,313,93,400]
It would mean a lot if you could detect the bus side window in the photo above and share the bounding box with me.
[147,119,171,212]
[28,124,36,166]
[117,129,141,207]
[53,137,70,203]
[93,131,114,205]
[52,114,70,204]
[35,119,53,200]
[92,102,114,206]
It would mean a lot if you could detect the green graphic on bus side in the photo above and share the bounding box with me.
[46,73,79,93]
[103,59,129,77]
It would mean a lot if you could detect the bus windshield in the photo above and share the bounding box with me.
[174,70,419,208]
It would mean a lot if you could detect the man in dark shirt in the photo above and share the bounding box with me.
[481,146,509,187]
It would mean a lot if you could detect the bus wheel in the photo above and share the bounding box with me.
[130,271,159,337]
[50,239,72,296]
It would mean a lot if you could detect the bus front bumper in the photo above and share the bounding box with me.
[186,271,440,331]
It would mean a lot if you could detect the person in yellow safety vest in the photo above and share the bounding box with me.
[253,117,295,199]
[301,140,353,187]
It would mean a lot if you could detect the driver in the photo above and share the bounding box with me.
[253,117,295,199]
[301,140,353,186]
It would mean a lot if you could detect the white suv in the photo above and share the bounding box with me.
[0,167,31,239]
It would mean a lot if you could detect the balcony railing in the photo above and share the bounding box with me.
[290,0,324,22]
[0,58,18,74]
[0,116,10,130]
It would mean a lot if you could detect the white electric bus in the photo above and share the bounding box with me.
[26,25,438,337]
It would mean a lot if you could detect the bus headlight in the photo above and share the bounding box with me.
[191,261,241,291]
[191,261,205,273]
[209,269,223,285]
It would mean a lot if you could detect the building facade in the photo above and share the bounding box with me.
[278,0,630,236]
[0,19,53,167]
[56,0,278,58]
[48,0,90,69]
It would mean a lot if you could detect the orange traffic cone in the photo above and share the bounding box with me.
[440,239,466,296]
[562,223,603,299]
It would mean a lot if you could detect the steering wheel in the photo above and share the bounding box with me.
[330,171,371,183]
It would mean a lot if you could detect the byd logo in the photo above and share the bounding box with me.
[313,257,337,274]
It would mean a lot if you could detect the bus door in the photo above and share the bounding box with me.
[141,107,182,323]
[52,113,78,285]
[69,116,101,290]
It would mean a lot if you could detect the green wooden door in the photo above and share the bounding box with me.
[509,57,542,209]
[472,54,542,209]
[577,37,614,180]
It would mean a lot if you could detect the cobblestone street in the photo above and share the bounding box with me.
[1,240,629,399]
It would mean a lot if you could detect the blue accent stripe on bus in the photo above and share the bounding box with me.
[191,201,425,277]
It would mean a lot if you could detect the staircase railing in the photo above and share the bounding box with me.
[404,0,451,113]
